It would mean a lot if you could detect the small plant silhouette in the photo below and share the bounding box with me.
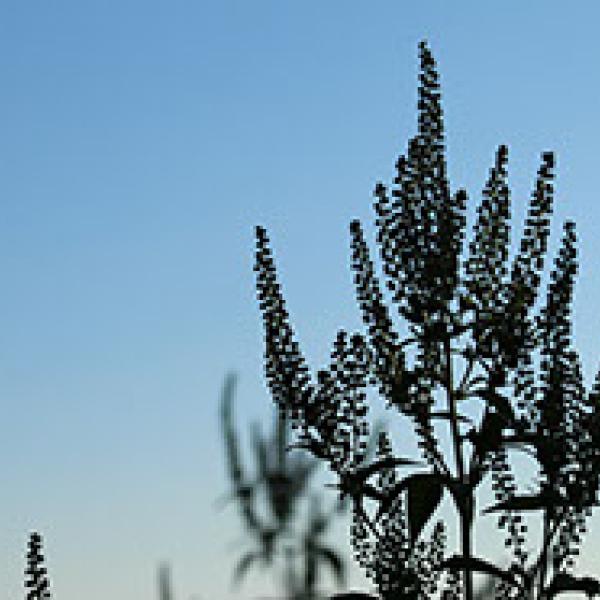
[158,562,174,600]
[219,373,352,600]
[253,41,600,600]
[25,532,51,600]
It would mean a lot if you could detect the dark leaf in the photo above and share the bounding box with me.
[441,555,518,585]
[384,473,444,542]
[547,573,600,598]
[376,472,451,525]
[481,489,568,515]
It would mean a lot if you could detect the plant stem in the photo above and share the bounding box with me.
[444,336,472,600]
[461,501,474,600]
[538,513,551,600]
[444,338,464,484]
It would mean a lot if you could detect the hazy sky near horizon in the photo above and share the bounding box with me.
[2,2,600,599]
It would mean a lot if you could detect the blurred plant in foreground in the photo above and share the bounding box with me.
[158,562,174,600]
[220,373,384,599]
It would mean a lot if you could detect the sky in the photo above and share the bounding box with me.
[1,1,600,599]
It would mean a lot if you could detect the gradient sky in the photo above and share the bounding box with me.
[2,2,600,599]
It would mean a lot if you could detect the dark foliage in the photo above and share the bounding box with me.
[253,41,600,600]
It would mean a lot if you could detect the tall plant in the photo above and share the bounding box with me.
[25,532,51,600]
[253,41,600,600]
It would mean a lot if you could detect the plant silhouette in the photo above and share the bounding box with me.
[253,41,600,600]
[220,373,353,599]
[158,562,174,600]
[25,532,51,600]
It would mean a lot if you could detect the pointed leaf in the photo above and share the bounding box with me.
[441,555,518,585]
[351,456,421,485]
[481,489,568,515]
[376,472,454,522]
[376,473,444,541]
[407,474,444,542]
[547,573,600,598]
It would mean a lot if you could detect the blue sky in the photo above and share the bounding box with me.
[1,1,600,599]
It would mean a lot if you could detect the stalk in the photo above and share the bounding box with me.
[444,336,473,600]
[538,513,551,600]
[461,500,474,600]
